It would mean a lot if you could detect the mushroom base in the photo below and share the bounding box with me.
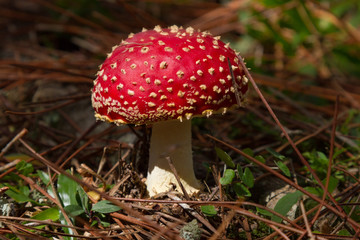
[146,119,201,197]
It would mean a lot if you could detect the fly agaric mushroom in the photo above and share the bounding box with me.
[91,25,248,197]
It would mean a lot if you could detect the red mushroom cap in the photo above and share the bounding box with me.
[92,25,248,125]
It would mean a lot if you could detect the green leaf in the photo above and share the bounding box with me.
[77,185,89,211]
[92,200,121,214]
[242,168,254,188]
[16,160,34,176]
[316,151,329,166]
[36,170,55,199]
[200,205,217,217]
[305,176,339,197]
[266,148,286,161]
[57,172,79,240]
[323,176,338,194]
[64,204,85,217]
[100,221,111,227]
[59,213,74,240]
[233,182,251,197]
[255,155,266,163]
[337,229,351,236]
[242,148,254,157]
[5,188,35,204]
[220,169,235,185]
[37,170,50,185]
[19,186,30,197]
[332,148,346,160]
[32,207,59,221]
[215,147,235,168]
[256,207,273,217]
[303,186,322,196]
[90,220,98,227]
[272,191,303,223]
[237,164,243,179]
[275,161,291,177]
[57,173,79,207]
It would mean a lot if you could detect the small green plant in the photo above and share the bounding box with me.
[216,147,255,198]
[303,149,349,185]
[3,161,121,239]
[37,170,121,231]
[200,205,218,217]
[266,148,291,177]
[303,150,330,180]
[199,147,255,217]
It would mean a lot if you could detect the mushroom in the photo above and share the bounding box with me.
[91,25,248,197]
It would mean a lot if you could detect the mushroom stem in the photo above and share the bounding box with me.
[146,119,201,197]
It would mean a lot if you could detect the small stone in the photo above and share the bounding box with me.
[180,220,201,240]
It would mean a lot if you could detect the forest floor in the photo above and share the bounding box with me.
[1,0,359,239]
